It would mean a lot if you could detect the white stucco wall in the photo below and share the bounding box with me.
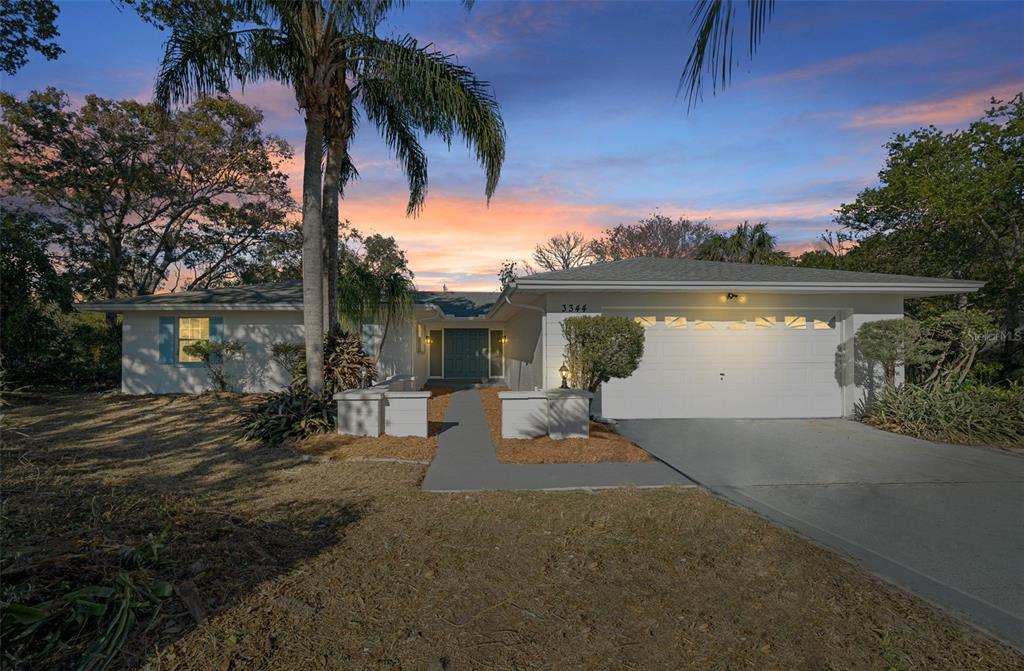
[535,291,904,416]
[121,310,303,394]
[502,310,543,391]
[363,320,416,385]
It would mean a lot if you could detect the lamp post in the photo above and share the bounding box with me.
[559,364,569,389]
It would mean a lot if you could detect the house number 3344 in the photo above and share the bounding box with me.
[561,304,587,312]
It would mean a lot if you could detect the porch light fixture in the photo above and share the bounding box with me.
[425,335,433,345]
[559,364,569,389]
[721,292,747,303]
[499,335,509,345]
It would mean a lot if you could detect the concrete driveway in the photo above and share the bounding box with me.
[616,418,1024,649]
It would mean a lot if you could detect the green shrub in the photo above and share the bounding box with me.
[274,328,376,394]
[856,318,934,386]
[1,534,173,671]
[270,341,305,383]
[860,382,1024,447]
[181,339,244,391]
[562,315,645,393]
[241,383,334,444]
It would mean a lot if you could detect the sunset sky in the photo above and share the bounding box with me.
[5,1,1023,290]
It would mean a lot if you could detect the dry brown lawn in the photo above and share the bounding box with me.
[3,392,1021,670]
[291,387,453,463]
[479,386,651,464]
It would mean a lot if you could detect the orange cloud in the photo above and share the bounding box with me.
[845,83,1022,128]
[336,191,627,289]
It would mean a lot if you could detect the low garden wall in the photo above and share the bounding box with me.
[334,381,430,438]
[498,389,593,440]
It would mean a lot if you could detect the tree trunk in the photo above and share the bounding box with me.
[1003,284,1022,373]
[322,133,344,334]
[301,111,326,393]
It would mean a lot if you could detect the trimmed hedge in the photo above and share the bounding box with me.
[862,383,1024,447]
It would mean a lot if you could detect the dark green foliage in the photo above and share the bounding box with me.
[0,0,63,75]
[279,328,377,395]
[861,383,1024,447]
[241,383,334,444]
[321,328,377,394]
[336,233,415,366]
[1,534,173,671]
[270,342,306,384]
[680,0,775,108]
[856,318,933,386]
[0,89,296,300]
[245,329,375,443]
[696,221,789,264]
[562,316,645,393]
[835,94,1024,373]
[181,340,245,392]
[1,209,119,388]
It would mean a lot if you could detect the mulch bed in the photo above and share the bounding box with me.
[479,387,651,464]
[292,387,453,463]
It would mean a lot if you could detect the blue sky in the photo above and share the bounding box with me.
[5,1,1023,289]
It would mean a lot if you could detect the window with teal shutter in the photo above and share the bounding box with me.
[158,316,176,364]
[209,316,224,364]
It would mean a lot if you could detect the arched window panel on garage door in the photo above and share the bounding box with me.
[665,316,687,329]
[634,315,656,328]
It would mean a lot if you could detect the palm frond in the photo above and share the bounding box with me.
[352,33,505,202]
[360,78,429,215]
[679,0,774,110]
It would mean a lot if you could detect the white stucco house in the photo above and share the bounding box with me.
[78,257,982,418]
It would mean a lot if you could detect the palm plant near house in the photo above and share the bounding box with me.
[150,0,505,391]
[696,221,788,264]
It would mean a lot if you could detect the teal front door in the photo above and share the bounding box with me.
[443,329,489,378]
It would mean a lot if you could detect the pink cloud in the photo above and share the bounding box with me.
[434,2,566,58]
[845,83,1022,128]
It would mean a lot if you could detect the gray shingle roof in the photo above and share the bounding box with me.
[77,281,304,310]
[516,257,983,288]
[77,281,501,318]
[413,291,500,318]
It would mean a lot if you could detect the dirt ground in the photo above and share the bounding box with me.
[3,392,1022,670]
[291,387,453,463]
[479,387,651,464]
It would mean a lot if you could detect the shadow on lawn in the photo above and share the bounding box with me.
[2,392,366,669]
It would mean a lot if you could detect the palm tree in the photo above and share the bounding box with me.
[154,0,359,391]
[319,23,505,331]
[679,0,775,109]
[152,1,505,391]
[696,221,788,264]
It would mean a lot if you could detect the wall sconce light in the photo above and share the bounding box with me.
[558,364,569,389]
[499,335,509,345]
[425,336,433,345]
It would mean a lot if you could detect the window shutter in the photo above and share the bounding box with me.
[209,316,224,365]
[158,316,175,364]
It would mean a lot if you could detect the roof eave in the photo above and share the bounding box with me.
[511,280,984,295]
[75,303,303,312]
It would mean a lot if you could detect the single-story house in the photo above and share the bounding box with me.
[78,257,982,418]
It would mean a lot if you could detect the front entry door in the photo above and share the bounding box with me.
[443,329,489,379]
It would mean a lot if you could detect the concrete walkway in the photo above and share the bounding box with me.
[421,389,690,492]
[616,418,1024,649]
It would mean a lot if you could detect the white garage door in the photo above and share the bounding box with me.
[601,310,843,419]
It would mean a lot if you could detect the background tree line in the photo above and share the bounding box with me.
[507,95,1022,377]
[0,89,298,386]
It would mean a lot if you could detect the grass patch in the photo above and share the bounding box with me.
[3,393,1021,670]
[479,387,651,464]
